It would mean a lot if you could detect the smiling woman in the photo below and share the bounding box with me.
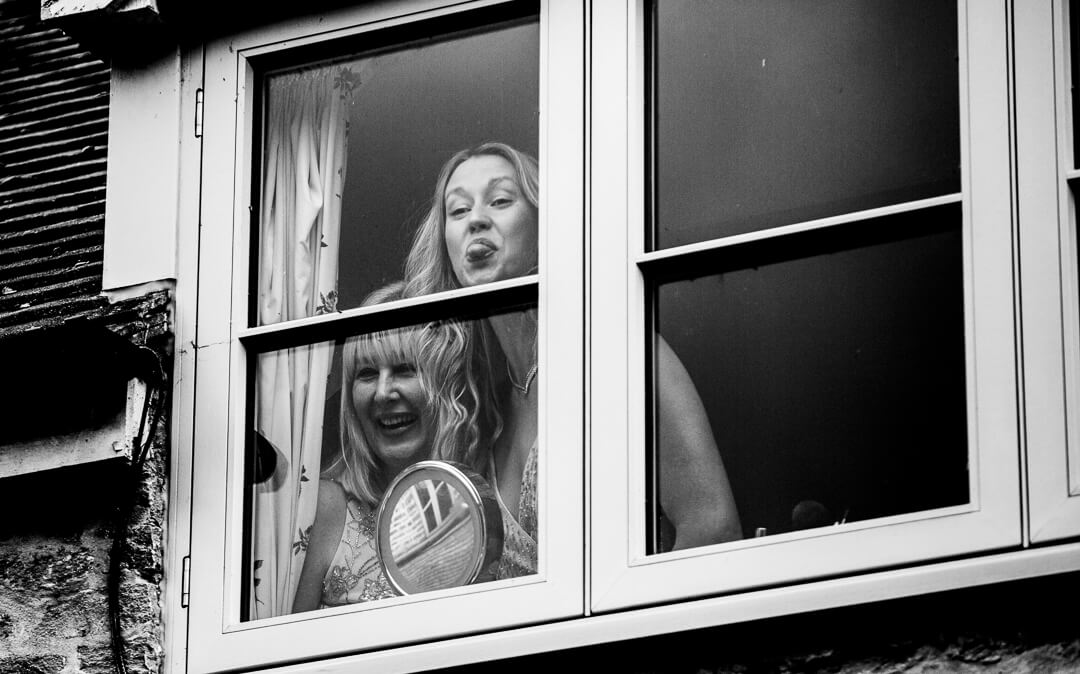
[279,294,532,611]
[290,282,490,612]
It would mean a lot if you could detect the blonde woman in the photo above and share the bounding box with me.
[292,282,489,611]
[404,143,741,577]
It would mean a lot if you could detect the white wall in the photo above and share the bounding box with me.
[103,50,181,291]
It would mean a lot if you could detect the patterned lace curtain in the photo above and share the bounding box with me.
[249,67,352,619]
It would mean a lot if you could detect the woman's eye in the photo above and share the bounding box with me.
[355,367,379,381]
[491,196,512,207]
[393,363,417,377]
[447,204,469,218]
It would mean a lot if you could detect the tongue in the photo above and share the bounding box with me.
[466,243,494,261]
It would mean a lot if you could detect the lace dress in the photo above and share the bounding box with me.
[491,441,538,579]
[319,498,396,607]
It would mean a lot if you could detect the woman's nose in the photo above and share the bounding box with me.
[467,207,492,233]
[374,369,399,401]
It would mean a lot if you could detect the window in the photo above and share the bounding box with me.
[591,0,1021,611]
[187,1,584,670]
[646,1,965,551]
[1016,0,1080,543]
[167,1,1080,671]
[1064,0,1080,517]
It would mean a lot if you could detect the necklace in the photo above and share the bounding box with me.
[506,359,538,396]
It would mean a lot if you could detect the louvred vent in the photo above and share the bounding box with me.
[0,0,109,336]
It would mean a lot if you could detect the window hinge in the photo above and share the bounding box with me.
[180,555,191,608]
[194,89,204,139]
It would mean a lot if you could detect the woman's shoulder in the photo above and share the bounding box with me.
[315,479,347,517]
[317,477,345,497]
[318,479,379,525]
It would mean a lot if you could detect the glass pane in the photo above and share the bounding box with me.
[243,302,539,620]
[255,13,539,326]
[1069,3,1080,499]
[648,206,968,554]
[651,0,960,249]
[1072,0,1080,168]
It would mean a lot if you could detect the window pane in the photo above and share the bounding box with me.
[254,14,539,326]
[1072,0,1080,168]
[650,0,960,249]
[648,207,969,553]
[243,303,540,619]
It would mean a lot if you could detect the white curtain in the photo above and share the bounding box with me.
[249,67,351,619]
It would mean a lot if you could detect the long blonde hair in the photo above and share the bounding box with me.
[403,142,539,298]
[328,282,496,506]
[399,143,539,470]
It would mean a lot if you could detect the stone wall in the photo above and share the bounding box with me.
[0,2,171,670]
[0,292,171,674]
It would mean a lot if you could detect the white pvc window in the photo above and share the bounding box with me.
[187,1,584,671]
[1017,0,1080,544]
[168,1,1080,671]
[590,0,1021,611]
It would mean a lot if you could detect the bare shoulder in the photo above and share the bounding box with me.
[316,478,346,513]
[292,479,347,613]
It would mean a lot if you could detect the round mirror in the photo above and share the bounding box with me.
[375,460,503,595]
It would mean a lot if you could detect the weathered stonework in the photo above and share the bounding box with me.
[0,410,168,673]
[1,2,172,666]
[0,292,170,674]
[0,654,67,674]
[0,537,111,672]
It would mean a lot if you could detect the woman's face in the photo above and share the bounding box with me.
[443,155,538,287]
[351,350,433,477]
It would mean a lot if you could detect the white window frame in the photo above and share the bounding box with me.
[186,1,585,671]
[589,0,1022,612]
[1017,0,1080,543]
[155,2,1080,671]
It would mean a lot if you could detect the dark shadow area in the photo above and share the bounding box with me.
[0,459,129,539]
[650,206,968,544]
[443,571,1080,673]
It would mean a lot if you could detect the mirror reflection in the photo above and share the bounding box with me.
[377,461,503,595]
[389,479,474,585]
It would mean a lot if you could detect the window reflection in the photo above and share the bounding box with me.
[1071,0,1080,168]
[649,209,969,551]
[650,0,960,248]
[390,479,476,591]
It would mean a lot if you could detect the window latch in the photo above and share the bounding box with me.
[194,89,204,139]
[181,555,191,608]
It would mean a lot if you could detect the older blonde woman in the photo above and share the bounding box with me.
[292,282,489,611]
